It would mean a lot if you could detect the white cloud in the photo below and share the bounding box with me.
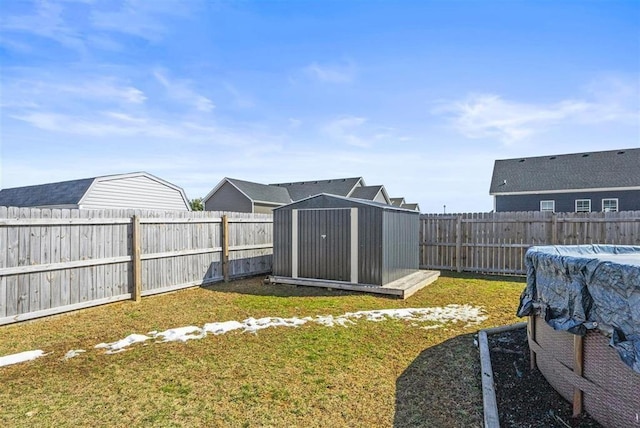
[435,94,591,144]
[90,0,194,42]
[0,1,85,52]
[153,69,215,112]
[288,118,302,129]
[323,116,370,147]
[436,77,640,144]
[304,60,356,83]
[10,111,182,138]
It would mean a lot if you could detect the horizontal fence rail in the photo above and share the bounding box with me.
[0,206,273,325]
[2,206,639,324]
[419,211,640,275]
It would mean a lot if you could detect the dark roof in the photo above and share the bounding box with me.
[350,185,384,201]
[270,177,363,201]
[490,148,640,194]
[0,177,95,207]
[227,178,291,204]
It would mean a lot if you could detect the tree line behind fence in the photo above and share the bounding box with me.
[1,207,639,325]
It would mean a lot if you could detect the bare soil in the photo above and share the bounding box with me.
[488,327,602,428]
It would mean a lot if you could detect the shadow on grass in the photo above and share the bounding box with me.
[438,270,526,283]
[201,275,368,299]
[394,333,483,428]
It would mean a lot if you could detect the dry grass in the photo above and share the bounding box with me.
[0,272,525,427]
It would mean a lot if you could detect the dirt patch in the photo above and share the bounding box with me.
[488,327,602,428]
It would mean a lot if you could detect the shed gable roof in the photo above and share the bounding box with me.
[490,148,640,194]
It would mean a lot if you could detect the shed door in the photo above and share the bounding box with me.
[298,209,351,281]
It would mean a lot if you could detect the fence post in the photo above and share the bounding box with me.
[455,215,463,273]
[551,213,558,245]
[222,215,229,282]
[132,215,142,302]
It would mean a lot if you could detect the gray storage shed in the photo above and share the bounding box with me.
[271,194,419,288]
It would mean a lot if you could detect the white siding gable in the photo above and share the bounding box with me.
[79,174,190,211]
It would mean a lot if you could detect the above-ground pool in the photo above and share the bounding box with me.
[517,245,640,428]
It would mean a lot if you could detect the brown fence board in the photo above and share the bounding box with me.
[420,211,640,275]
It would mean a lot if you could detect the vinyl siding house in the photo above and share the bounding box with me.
[0,172,191,211]
[203,178,292,214]
[203,176,419,213]
[390,197,421,212]
[490,148,640,213]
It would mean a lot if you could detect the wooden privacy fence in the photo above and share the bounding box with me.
[3,206,640,324]
[419,211,640,275]
[0,207,273,325]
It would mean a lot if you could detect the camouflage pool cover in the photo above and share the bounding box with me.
[517,244,640,373]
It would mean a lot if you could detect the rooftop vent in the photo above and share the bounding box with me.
[618,151,625,154]
[582,154,589,157]
[519,159,525,163]
[549,156,556,160]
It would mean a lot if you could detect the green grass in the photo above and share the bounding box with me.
[0,272,525,427]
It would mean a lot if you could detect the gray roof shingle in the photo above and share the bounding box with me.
[0,177,95,207]
[270,177,363,201]
[350,185,384,201]
[227,178,292,204]
[490,148,640,194]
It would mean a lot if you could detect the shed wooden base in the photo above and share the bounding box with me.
[268,270,440,299]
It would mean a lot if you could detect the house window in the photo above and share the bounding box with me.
[602,199,618,212]
[575,199,591,213]
[540,200,555,212]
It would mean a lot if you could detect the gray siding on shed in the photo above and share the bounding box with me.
[298,209,351,281]
[357,204,383,285]
[381,210,419,284]
[272,209,292,276]
[204,181,252,213]
[273,194,418,286]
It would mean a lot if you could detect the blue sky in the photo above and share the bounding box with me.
[1,0,638,213]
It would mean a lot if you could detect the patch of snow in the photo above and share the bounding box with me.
[92,304,487,355]
[95,333,151,354]
[243,317,309,334]
[0,350,46,367]
[154,326,205,343]
[203,320,245,335]
[63,349,86,360]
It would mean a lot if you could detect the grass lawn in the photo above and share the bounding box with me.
[0,272,525,427]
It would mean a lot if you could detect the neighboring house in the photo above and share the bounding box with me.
[390,197,405,207]
[390,197,420,212]
[0,172,191,211]
[400,202,421,212]
[490,148,640,213]
[203,177,292,214]
[204,176,415,213]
